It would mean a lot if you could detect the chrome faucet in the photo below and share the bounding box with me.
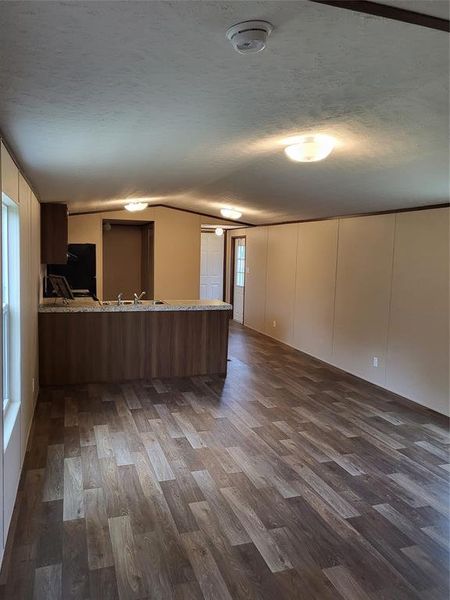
[117,293,124,305]
[133,291,146,304]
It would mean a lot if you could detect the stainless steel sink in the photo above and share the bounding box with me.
[101,299,165,306]
[101,300,133,306]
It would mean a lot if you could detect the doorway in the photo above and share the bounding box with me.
[231,236,246,323]
[200,231,225,300]
[103,221,154,301]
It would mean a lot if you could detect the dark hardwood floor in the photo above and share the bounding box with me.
[1,322,449,599]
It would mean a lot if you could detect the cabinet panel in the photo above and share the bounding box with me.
[39,310,231,385]
[41,203,68,264]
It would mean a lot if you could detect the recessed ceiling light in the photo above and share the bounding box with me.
[220,208,242,220]
[215,227,224,237]
[284,135,335,162]
[124,201,148,212]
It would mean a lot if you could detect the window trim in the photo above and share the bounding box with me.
[1,194,21,435]
[2,201,10,413]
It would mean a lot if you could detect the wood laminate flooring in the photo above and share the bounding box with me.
[1,322,449,599]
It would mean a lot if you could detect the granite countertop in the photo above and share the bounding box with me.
[39,298,232,313]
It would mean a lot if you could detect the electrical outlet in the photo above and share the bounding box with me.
[372,356,379,368]
[272,320,277,328]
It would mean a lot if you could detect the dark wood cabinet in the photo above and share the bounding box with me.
[41,203,68,264]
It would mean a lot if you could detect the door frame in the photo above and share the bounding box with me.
[222,234,227,302]
[230,235,246,323]
[102,219,154,300]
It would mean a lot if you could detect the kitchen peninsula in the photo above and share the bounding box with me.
[39,299,232,385]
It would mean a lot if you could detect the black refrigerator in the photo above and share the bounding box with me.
[45,243,96,297]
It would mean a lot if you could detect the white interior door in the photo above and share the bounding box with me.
[200,232,224,300]
[233,237,246,323]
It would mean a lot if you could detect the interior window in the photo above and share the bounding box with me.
[2,201,9,412]
[235,242,245,287]
[2,195,20,420]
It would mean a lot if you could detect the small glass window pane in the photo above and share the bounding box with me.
[235,241,246,288]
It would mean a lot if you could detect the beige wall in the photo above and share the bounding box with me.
[387,209,449,415]
[265,224,298,344]
[19,174,41,456]
[1,143,19,204]
[153,207,200,299]
[69,206,202,300]
[294,220,338,363]
[1,141,41,558]
[244,227,268,333]
[68,213,103,296]
[228,207,450,416]
[333,215,395,386]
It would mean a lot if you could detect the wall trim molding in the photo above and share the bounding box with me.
[71,202,450,228]
[257,203,450,228]
[309,0,450,33]
[155,204,253,226]
[70,203,253,227]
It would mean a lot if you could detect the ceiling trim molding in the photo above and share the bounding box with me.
[69,202,450,227]
[155,204,253,226]
[259,202,450,228]
[69,203,254,226]
[309,0,450,32]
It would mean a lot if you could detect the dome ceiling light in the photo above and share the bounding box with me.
[284,135,335,162]
[124,201,148,212]
[220,208,242,220]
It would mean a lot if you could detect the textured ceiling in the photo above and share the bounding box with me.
[0,0,448,224]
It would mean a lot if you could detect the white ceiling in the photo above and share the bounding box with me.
[0,1,448,224]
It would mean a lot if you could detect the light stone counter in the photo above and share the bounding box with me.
[39,298,232,313]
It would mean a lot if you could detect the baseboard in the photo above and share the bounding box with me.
[23,386,39,462]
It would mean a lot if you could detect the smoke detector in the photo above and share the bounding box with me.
[226,20,273,54]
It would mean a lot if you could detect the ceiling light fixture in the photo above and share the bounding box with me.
[220,208,242,220]
[124,201,148,212]
[284,135,335,162]
[215,227,224,237]
[226,20,273,54]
